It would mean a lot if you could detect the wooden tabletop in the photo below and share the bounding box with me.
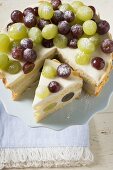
[0,0,113,169]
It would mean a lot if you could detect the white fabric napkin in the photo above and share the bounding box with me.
[0,102,93,169]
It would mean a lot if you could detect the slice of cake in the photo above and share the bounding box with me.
[32,59,83,122]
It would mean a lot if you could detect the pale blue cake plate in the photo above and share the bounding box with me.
[0,72,113,130]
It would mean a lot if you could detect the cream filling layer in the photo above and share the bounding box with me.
[32,59,83,108]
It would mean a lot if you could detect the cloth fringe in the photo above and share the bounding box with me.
[0,147,94,169]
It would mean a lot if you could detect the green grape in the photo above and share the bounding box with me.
[44,103,57,112]
[36,85,50,99]
[75,49,91,65]
[77,38,95,54]
[75,16,83,24]
[0,52,9,70]
[8,23,28,40]
[59,3,74,13]
[89,33,101,46]
[42,65,57,78]
[28,27,42,44]
[83,20,97,35]
[38,2,54,20]
[0,34,10,53]
[71,1,84,13]
[53,34,68,48]
[38,1,52,6]
[76,6,93,21]
[67,14,83,26]
[7,60,21,74]
[42,24,58,40]
[9,40,20,51]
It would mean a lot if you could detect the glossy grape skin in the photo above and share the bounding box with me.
[71,1,84,13]
[91,57,105,70]
[48,81,61,93]
[59,3,74,13]
[42,24,58,40]
[8,23,28,40]
[10,40,20,51]
[23,48,37,62]
[42,65,57,78]
[83,20,97,36]
[0,34,10,53]
[23,13,37,28]
[20,38,33,49]
[53,34,68,48]
[77,38,95,54]
[23,62,35,74]
[34,7,38,16]
[42,39,54,48]
[75,49,91,65]
[7,60,21,74]
[97,20,110,35]
[11,10,23,23]
[68,38,78,48]
[64,11,75,23]
[76,6,93,21]
[88,6,96,16]
[58,21,70,35]
[101,39,113,54]
[89,33,101,47]
[0,52,9,70]
[71,24,83,39]
[38,3,54,20]
[36,86,50,99]
[51,0,62,10]
[57,64,71,78]
[51,10,64,25]
[7,22,14,31]
[23,7,35,16]
[12,47,24,60]
[28,27,42,44]
[37,19,50,30]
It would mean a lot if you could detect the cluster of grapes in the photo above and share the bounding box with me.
[36,63,71,99]
[0,0,113,75]
[42,63,71,94]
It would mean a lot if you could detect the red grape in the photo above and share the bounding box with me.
[23,13,37,28]
[57,64,71,78]
[91,57,105,70]
[58,21,70,35]
[21,38,33,49]
[48,81,61,93]
[101,39,113,53]
[97,20,110,35]
[23,62,35,74]
[12,47,24,60]
[64,11,75,23]
[23,48,37,62]
[71,24,83,39]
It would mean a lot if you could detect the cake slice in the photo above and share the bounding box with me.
[32,59,83,122]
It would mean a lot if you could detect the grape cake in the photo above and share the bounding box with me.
[0,0,113,121]
[33,59,82,121]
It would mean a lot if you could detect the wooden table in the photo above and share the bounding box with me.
[0,0,113,169]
